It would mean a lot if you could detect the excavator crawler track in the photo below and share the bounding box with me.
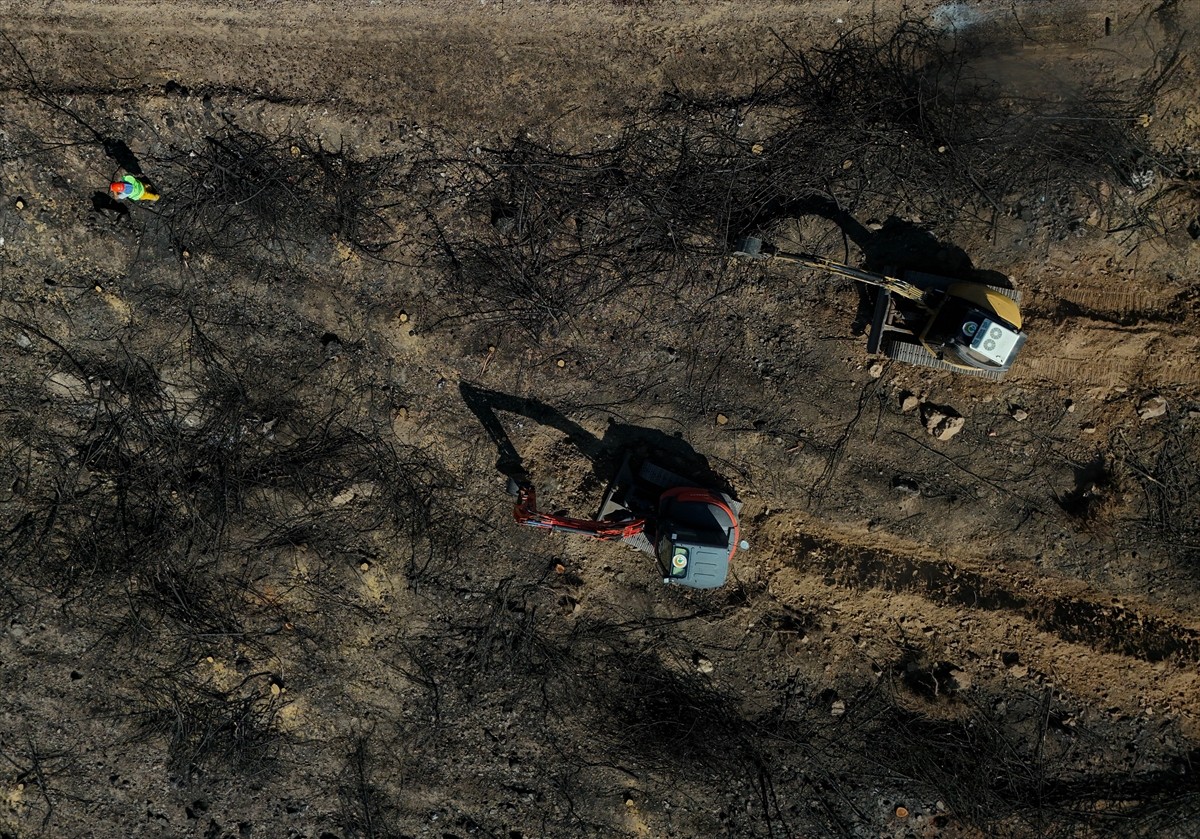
[883,340,1007,380]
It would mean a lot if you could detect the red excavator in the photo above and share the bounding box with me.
[462,383,742,589]
[509,457,742,589]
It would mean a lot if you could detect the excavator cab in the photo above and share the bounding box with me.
[654,487,740,589]
[921,283,1026,373]
[508,459,741,589]
[598,458,742,589]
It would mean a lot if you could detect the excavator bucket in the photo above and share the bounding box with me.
[731,236,766,258]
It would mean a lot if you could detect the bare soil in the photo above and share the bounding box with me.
[2,1,1200,838]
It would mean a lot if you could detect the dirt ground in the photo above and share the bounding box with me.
[2,1,1200,837]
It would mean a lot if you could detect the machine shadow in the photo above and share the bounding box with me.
[459,382,735,500]
[731,194,1011,332]
[731,194,1011,283]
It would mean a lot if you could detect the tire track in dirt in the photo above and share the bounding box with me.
[1054,286,1179,319]
[780,530,1200,664]
[1009,320,1200,389]
[1014,246,1200,388]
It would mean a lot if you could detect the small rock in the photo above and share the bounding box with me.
[1065,399,1076,413]
[14,198,24,210]
[830,699,846,716]
[1010,664,1029,678]
[900,394,920,413]
[270,682,282,697]
[46,371,89,400]
[694,656,714,674]
[868,361,884,378]
[1081,423,1097,434]
[924,409,965,442]
[555,358,566,368]
[1010,407,1029,422]
[397,311,409,323]
[359,562,370,572]
[1137,395,1167,420]
[15,333,32,349]
[936,417,964,441]
[558,595,579,615]
[715,413,729,426]
[896,806,910,819]
[331,488,356,506]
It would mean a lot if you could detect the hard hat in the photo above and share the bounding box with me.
[110,181,129,195]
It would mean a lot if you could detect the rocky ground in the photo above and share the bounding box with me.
[1,1,1199,837]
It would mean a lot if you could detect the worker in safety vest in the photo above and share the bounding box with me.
[109,174,160,202]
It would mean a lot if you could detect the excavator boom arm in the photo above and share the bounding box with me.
[733,237,927,304]
[770,250,927,303]
[513,483,646,541]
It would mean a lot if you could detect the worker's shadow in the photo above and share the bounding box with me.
[731,195,1010,332]
[459,382,734,499]
[91,191,130,219]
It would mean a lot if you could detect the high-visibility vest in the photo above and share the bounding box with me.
[120,175,145,200]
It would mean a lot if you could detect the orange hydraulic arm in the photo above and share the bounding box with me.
[512,482,646,541]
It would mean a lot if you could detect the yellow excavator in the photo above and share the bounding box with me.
[733,236,1026,379]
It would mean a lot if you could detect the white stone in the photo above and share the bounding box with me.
[46,371,89,400]
[925,411,965,441]
[1137,395,1167,420]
